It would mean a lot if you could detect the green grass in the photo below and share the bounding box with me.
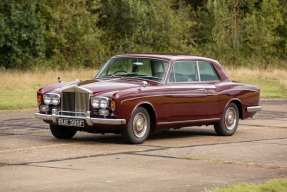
[0,89,38,110]
[210,179,287,192]
[250,80,287,99]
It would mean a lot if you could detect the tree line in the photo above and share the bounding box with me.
[0,0,286,70]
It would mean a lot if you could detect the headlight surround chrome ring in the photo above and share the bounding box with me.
[91,98,100,108]
[44,93,60,106]
[43,94,52,105]
[52,95,60,105]
[91,96,109,109]
[100,99,108,109]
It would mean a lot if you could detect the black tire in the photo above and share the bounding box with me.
[214,102,239,136]
[50,125,77,139]
[121,107,150,144]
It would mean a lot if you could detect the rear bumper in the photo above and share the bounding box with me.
[246,105,262,113]
[35,109,126,126]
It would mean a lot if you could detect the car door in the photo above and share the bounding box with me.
[168,61,208,122]
[197,61,221,119]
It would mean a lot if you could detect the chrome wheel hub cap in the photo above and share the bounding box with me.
[133,112,147,138]
[225,107,236,130]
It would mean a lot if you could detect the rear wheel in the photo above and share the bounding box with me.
[214,102,239,136]
[121,107,150,144]
[50,125,77,139]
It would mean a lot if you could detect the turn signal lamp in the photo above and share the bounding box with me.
[37,95,41,105]
[111,101,116,111]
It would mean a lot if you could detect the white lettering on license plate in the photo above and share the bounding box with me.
[58,118,84,127]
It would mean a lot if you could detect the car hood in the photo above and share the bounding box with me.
[79,79,141,95]
[38,78,148,96]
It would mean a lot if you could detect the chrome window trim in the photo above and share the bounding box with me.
[196,61,201,81]
[167,60,222,84]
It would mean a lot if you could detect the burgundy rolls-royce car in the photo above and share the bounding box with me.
[35,54,261,144]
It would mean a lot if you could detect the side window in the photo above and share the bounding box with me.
[198,61,220,81]
[153,60,169,80]
[169,61,199,82]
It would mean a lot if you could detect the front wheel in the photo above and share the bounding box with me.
[214,102,239,136]
[50,125,77,139]
[121,107,150,144]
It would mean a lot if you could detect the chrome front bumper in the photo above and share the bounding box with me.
[35,109,126,126]
[246,105,262,113]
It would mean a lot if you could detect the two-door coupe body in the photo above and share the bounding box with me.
[35,54,262,144]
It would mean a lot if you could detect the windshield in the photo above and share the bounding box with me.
[95,58,170,82]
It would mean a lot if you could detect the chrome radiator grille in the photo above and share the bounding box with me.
[61,91,89,117]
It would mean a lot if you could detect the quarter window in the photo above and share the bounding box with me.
[198,61,220,81]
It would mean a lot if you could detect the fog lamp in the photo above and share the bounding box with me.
[40,105,49,112]
[99,109,109,117]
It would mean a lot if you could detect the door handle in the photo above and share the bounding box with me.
[197,89,206,92]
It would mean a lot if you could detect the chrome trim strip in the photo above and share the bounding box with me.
[35,111,126,126]
[196,61,201,81]
[247,106,262,113]
[158,118,220,125]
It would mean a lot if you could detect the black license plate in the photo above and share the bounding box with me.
[58,118,85,127]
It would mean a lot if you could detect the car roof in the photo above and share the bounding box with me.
[112,53,218,63]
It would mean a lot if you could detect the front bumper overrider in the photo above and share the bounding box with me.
[35,109,126,126]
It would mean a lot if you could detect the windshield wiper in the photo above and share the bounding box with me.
[112,72,138,77]
[134,76,162,80]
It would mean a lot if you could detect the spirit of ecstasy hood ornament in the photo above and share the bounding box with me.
[58,77,63,83]
[76,79,82,85]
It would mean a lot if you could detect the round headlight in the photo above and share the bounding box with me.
[92,98,100,108]
[100,99,108,108]
[52,95,60,105]
[44,94,52,105]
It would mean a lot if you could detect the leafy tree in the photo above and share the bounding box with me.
[39,0,102,68]
[243,0,282,64]
[0,0,45,69]
[99,0,193,54]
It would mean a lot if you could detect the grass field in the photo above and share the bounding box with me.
[225,67,287,98]
[0,67,286,110]
[210,178,287,192]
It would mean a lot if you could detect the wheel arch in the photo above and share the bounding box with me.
[226,99,243,120]
[134,102,157,133]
